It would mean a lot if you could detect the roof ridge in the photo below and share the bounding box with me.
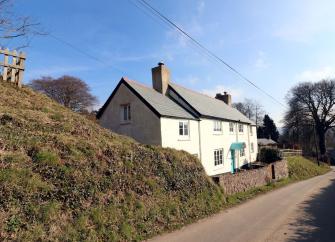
[123,78,153,90]
[170,82,233,107]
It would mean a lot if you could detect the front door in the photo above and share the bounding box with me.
[231,150,235,173]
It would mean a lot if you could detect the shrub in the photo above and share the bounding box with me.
[259,148,281,164]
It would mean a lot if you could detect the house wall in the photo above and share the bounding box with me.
[198,119,258,176]
[236,124,258,168]
[160,117,200,157]
[250,126,258,161]
[99,83,161,145]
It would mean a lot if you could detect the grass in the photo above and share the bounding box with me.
[0,83,223,241]
[287,156,330,180]
[0,83,330,241]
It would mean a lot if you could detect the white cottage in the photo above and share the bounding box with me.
[97,63,258,176]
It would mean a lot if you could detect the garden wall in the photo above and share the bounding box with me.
[216,160,288,195]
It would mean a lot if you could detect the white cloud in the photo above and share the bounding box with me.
[296,66,335,82]
[201,85,243,102]
[254,51,268,69]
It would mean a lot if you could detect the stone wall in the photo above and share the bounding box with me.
[216,160,288,195]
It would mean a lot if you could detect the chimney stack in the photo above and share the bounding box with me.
[215,91,232,106]
[152,62,170,95]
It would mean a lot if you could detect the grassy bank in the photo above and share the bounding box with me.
[224,156,331,207]
[0,83,331,241]
[0,83,223,241]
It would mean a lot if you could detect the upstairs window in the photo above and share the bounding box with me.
[251,143,254,153]
[229,122,234,133]
[240,148,245,157]
[214,149,223,166]
[213,121,222,132]
[250,126,253,136]
[238,124,244,133]
[179,121,189,136]
[120,104,131,122]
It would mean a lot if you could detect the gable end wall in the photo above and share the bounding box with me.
[99,83,162,145]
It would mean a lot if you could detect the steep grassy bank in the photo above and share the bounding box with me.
[0,83,223,241]
[287,156,330,180]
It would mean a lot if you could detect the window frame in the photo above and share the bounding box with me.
[178,120,190,139]
[213,120,222,133]
[238,124,244,133]
[229,122,234,133]
[240,148,245,157]
[214,148,224,166]
[120,103,131,123]
[250,126,253,136]
[251,142,254,153]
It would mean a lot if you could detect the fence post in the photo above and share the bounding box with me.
[18,52,26,88]
[11,50,17,84]
[2,48,9,82]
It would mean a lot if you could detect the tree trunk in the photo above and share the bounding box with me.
[317,128,326,156]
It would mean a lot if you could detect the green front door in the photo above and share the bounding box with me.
[231,150,235,173]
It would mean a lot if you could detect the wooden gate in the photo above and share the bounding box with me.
[0,48,26,88]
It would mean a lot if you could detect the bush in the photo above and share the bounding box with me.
[259,148,281,164]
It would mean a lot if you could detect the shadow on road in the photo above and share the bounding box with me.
[287,170,335,242]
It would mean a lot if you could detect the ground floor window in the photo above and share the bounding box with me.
[240,148,245,157]
[179,121,189,136]
[214,148,223,166]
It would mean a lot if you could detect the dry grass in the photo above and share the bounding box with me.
[0,83,223,241]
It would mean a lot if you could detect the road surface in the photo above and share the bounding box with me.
[149,168,335,242]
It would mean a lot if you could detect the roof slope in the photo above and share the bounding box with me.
[97,78,196,120]
[169,83,254,124]
[125,79,196,119]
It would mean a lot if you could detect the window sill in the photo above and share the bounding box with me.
[178,135,190,141]
[178,138,191,141]
[213,165,224,171]
[213,133,223,136]
[120,121,131,125]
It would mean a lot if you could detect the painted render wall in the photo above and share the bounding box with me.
[198,119,257,176]
[160,117,200,157]
[160,117,258,176]
[99,83,162,145]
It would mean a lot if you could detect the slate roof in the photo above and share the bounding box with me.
[125,79,196,119]
[96,78,196,120]
[257,138,277,146]
[169,83,254,124]
[98,77,255,124]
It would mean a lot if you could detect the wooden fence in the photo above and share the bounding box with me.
[0,48,26,88]
[280,149,303,158]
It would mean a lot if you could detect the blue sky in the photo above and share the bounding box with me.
[10,0,335,126]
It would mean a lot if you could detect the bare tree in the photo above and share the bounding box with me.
[0,0,42,48]
[232,98,264,126]
[29,76,97,112]
[285,79,335,159]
